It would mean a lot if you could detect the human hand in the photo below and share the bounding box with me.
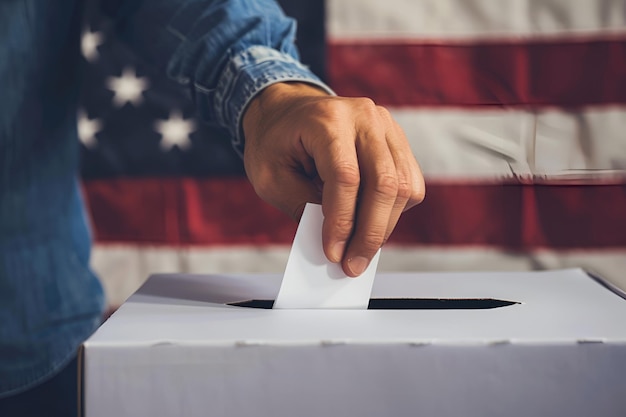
[242,82,425,277]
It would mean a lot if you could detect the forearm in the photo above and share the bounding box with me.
[103,0,332,151]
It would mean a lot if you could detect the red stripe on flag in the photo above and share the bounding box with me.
[84,178,296,245]
[328,38,626,107]
[83,178,626,249]
[393,182,626,249]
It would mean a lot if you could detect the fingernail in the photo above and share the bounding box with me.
[331,241,346,262]
[347,256,369,277]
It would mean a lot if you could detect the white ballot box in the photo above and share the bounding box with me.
[81,269,626,417]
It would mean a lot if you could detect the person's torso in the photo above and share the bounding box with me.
[0,0,105,397]
[1,0,84,234]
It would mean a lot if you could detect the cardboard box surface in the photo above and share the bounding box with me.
[83,269,626,417]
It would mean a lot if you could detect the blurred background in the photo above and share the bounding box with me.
[78,0,626,309]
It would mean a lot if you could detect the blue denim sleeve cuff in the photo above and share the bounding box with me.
[195,45,335,157]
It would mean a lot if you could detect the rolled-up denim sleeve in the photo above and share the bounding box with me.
[102,0,333,154]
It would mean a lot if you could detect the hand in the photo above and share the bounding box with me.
[242,82,425,277]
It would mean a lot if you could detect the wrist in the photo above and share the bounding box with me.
[242,82,331,142]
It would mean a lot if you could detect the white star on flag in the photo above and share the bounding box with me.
[155,110,195,151]
[77,110,102,149]
[81,29,104,62]
[106,67,149,107]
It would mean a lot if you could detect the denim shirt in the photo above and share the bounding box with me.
[0,0,330,397]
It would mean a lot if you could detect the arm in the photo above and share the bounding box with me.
[102,0,332,150]
[105,0,425,276]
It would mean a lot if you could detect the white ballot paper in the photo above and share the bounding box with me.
[273,203,380,309]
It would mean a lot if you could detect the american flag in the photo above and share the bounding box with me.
[79,0,626,308]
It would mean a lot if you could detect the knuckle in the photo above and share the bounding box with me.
[414,175,426,203]
[373,172,398,197]
[333,163,361,188]
[355,97,376,109]
[375,105,392,121]
[414,186,426,204]
[333,216,355,237]
[353,97,378,117]
[396,176,413,201]
[406,184,426,210]
[316,100,342,119]
[360,228,387,252]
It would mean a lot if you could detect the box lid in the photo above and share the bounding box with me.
[85,268,626,347]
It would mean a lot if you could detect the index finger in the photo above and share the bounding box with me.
[309,132,361,265]
[340,118,398,277]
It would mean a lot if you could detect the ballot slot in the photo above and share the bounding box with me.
[228,298,520,310]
